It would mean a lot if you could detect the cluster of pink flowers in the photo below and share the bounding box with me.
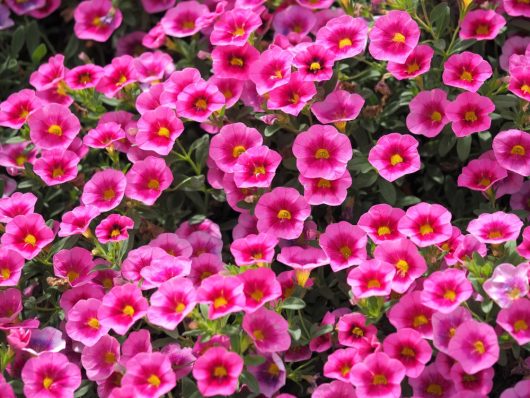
[0,0,530,397]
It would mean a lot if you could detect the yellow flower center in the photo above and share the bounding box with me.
[19,108,29,119]
[251,289,264,301]
[431,111,442,122]
[401,346,415,357]
[449,327,456,337]
[214,366,228,378]
[377,225,391,236]
[427,383,443,396]
[340,246,352,259]
[213,296,228,309]
[277,209,291,220]
[309,62,321,71]
[315,148,330,159]
[338,38,352,49]
[48,124,63,136]
[464,111,477,122]
[15,155,26,166]
[233,27,245,37]
[103,188,115,201]
[182,20,195,30]
[341,365,351,376]
[24,234,37,246]
[110,228,121,238]
[413,314,428,328]
[43,376,53,390]
[253,165,266,175]
[443,290,456,302]
[317,178,331,188]
[147,374,161,387]
[104,351,116,364]
[373,374,388,385]
[473,340,485,355]
[232,145,246,158]
[420,224,434,235]
[390,153,403,166]
[268,363,280,376]
[175,302,186,313]
[122,305,135,317]
[158,127,170,138]
[511,145,526,156]
[230,57,244,67]
[392,32,406,43]
[479,177,491,187]
[195,98,208,110]
[223,89,233,99]
[460,70,473,82]
[367,279,381,289]
[488,230,502,239]
[52,167,64,178]
[253,329,265,341]
[508,287,521,299]
[87,317,100,329]
[407,63,420,74]
[0,268,11,280]
[67,270,79,282]
[147,179,160,190]
[396,259,409,276]
[92,16,102,27]
[475,24,489,35]
[290,93,300,104]
[521,84,530,94]
[352,326,364,337]
[514,319,528,332]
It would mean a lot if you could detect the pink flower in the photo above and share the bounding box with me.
[0,89,42,129]
[350,352,406,398]
[211,43,260,80]
[267,72,316,116]
[409,364,455,398]
[323,348,360,382]
[121,352,176,398]
[299,170,352,206]
[136,106,184,156]
[65,64,103,90]
[277,245,329,272]
[249,47,293,95]
[492,129,530,176]
[421,269,473,314]
[96,55,138,98]
[319,222,367,272]
[74,0,122,42]
[0,192,37,223]
[53,247,95,287]
[447,320,499,374]
[358,204,405,243]
[255,187,311,240]
[406,89,451,138]
[0,142,37,174]
[95,214,134,244]
[134,51,175,84]
[233,145,282,188]
[147,277,196,329]
[0,288,22,325]
[500,36,530,71]
[383,328,432,377]
[336,312,377,349]
[388,291,435,339]
[450,362,493,396]
[293,44,335,82]
[33,149,80,186]
[272,5,316,37]
[312,381,356,398]
[98,284,148,335]
[81,335,120,381]
[28,103,80,150]
[432,307,472,354]
[240,268,282,312]
[497,298,530,345]
[160,68,202,107]
[387,44,434,80]
[209,122,264,173]
[368,10,420,63]
[210,8,261,46]
[230,233,278,266]
[29,54,66,90]
[21,352,81,398]
[1,213,54,260]
[445,91,495,137]
[197,275,245,319]
[467,211,523,244]
[176,80,225,122]
[504,0,530,17]
[5,0,44,16]
[293,124,352,180]
[58,205,100,237]
[209,77,244,109]
[442,52,492,92]
[315,15,368,60]
[398,202,452,247]
[373,238,427,294]
[192,347,243,397]
[310,89,364,130]
[483,263,529,308]
[160,1,210,38]
[0,248,24,287]
[457,158,507,191]
[65,298,109,347]
[84,122,125,149]
[125,156,173,205]
[81,169,127,212]
[368,133,420,182]
[347,259,395,299]
[243,307,291,352]
[459,9,506,41]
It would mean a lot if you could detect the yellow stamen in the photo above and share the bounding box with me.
[396,259,409,276]
[317,179,331,188]
[431,111,442,122]
[464,111,477,122]
[230,57,244,67]
[392,33,406,43]
[377,226,391,236]
[104,352,116,364]
[103,188,115,201]
[24,234,37,246]
[253,329,265,341]
[253,165,266,175]
[473,340,485,355]
[420,224,434,235]
[147,179,160,190]
[443,290,456,302]
[147,374,161,387]
[315,148,330,159]
[427,383,443,396]
[309,62,321,71]
[67,271,79,282]
[214,366,227,378]
[0,268,11,280]
[87,317,100,329]
[122,305,135,317]
[475,25,489,35]
[367,279,381,289]
[401,347,415,357]
[340,246,352,259]
[268,363,280,376]
[373,374,388,385]
[175,302,186,313]
[338,38,352,49]
[511,145,526,156]
[43,376,53,390]
[277,210,291,220]
[233,27,245,37]
[213,296,227,309]
[390,153,403,166]
[406,63,420,74]
[413,314,428,328]
[460,70,473,82]
[232,145,246,158]
[488,230,502,239]
[514,319,528,332]
[158,127,170,138]
[352,326,364,337]
[47,124,63,136]
[250,289,263,301]
[52,168,64,178]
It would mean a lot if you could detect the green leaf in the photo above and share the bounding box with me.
[288,328,302,341]
[430,3,450,39]
[378,179,397,205]
[10,26,25,57]
[457,136,472,162]
[25,21,40,55]
[281,297,306,310]
[240,371,260,394]
[244,355,266,366]
[31,43,47,65]
[264,124,281,137]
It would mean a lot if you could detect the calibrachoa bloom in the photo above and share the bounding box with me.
[445,91,495,137]
[197,275,245,319]
[74,0,122,42]
[347,259,396,299]
[249,47,293,95]
[358,204,405,243]
[406,89,450,138]
[447,320,500,375]
[136,106,184,156]
[242,307,291,352]
[21,352,81,398]
[240,267,282,312]
[1,213,54,260]
[267,72,316,116]
[483,263,530,308]
[350,352,406,398]
[95,214,134,244]
[210,8,261,47]
[125,156,174,205]
[467,211,523,244]
[442,52,493,92]
[387,44,434,80]
[368,133,420,182]
[65,298,109,346]
[319,221,367,272]
[492,129,530,176]
[292,124,352,180]
[28,103,81,150]
[497,299,530,345]
[230,233,278,266]
[121,352,176,398]
[459,9,506,41]
[421,269,473,314]
[81,169,127,212]
[192,347,244,397]
[254,187,311,240]
[383,328,432,377]
[398,203,453,247]
[315,15,368,60]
